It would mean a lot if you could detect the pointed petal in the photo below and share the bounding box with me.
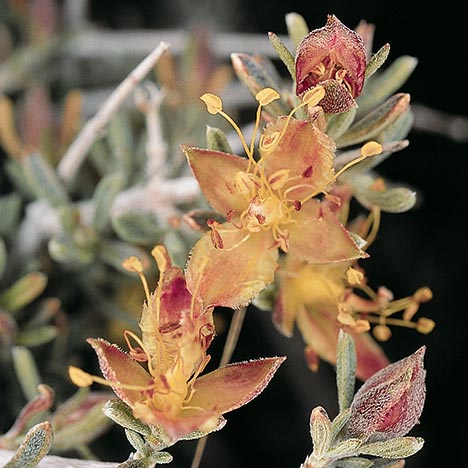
[190,357,286,414]
[186,227,278,309]
[272,284,297,337]
[87,338,150,406]
[261,117,335,200]
[289,199,367,263]
[182,145,249,216]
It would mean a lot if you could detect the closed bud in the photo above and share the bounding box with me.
[347,347,426,441]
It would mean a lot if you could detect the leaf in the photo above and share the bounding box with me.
[285,12,310,50]
[11,346,42,401]
[0,237,6,280]
[309,407,332,457]
[111,211,163,245]
[206,125,233,153]
[331,408,351,443]
[326,107,357,141]
[98,239,152,273]
[48,235,95,265]
[335,457,374,468]
[327,438,363,459]
[365,43,391,79]
[357,56,417,117]
[16,326,58,347]
[108,114,134,180]
[124,429,148,453]
[3,422,53,468]
[268,31,295,78]
[103,400,153,439]
[335,94,410,148]
[0,271,47,313]
[359,437,424,458]
[0,193,22,236]
[92,173,125,232]
[336,331,356,412]
[20,153,70,207]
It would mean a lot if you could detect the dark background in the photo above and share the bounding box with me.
[86,1,468,467]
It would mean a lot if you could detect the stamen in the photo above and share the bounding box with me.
[346,267,364,285]
[122,256,151,308]
[190,256,208,320]
[301,85,325,107]
[124,330,157,376]
[200,93,223,115]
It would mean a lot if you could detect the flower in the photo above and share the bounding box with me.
[182,90,367,309]
[347,346,426,441]
[69,245,285,443]
[295,15,367,113]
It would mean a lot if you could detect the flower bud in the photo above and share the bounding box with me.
[347,346,426,441]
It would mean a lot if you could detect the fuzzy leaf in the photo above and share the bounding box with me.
[112,211,162,245]
[108,114,134,179]
[335,457,374,468]
[124,429,147,453]
[359,437,424,458]
[48,235,95,265]
[309,407,332,457]
[327,438,363,458]
[331,409,352,443]
[0,272,47,313]
[335,93,410,148]
[336,330,356,412]
[16,326,57,347]
[326,107,357,140]
[365,43,391,79]
[20,153,70,207]
[357,56,417,117]
[3,422,53,468]
[206,126,233,153]
[0,193,22,236]
[98,240,152,273]
[286,12,310,50]
[268,31,295,78]
[92,173,125,232]
[11,346,42,401]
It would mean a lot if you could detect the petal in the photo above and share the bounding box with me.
[261,117,335,200]
[186,227,278,309]
[318,79,356,114]
[272,284,297,337]
[190,357,286,414]
[182,145,249,216]
[296,308,389,379]
[289,199,367,263]
[87,338,151,406]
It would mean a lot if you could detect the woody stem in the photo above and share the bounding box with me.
[190,306,247,468]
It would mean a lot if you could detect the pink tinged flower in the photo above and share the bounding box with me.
[182,116,366,309]
[347,346,426,441]
[295,15,367,113]
[85,339,285,441]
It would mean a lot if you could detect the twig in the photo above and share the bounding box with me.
[57,41,170,184]
[191,307,247,468]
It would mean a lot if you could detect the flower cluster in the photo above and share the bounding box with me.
[68,13,433,466]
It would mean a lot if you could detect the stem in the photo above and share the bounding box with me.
[57,41,170,184]
[190,307,247,468]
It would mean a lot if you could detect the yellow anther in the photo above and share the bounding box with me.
[413,287,433,303]
[152,245,170,273]
[255,88,280,106]
[200,93,223,115]
[337,302,355,326]
[346,267,364,285]
[259,131,280,152]
[361,141,383,157]
[302,85,326,106]
[416,317,436,334]
[353,319,371,333]
[373,324,392,341]
[122,256,144,273]
[68,366,93,387]
[268,169,291,190]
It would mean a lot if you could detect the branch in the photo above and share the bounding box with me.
[57,41,170,184]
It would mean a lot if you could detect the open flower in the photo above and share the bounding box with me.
[295,15,367,113]
[182,89,367,309]
[69,245,285,443]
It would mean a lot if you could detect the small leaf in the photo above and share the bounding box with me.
[336,330,356,412]
[12,346,42,401]
[152,451,173,464]
[335,457,374,468]
[0,94,24,158]
[48,235,95,265]
[16,326,57,347]
[357,56,417,116]
[112,211,163,245]
[0,193,22,236]
[206,126,233,153]
[359,437,424,458]
[0,272,47,313]
[3,422,53,468]
[92,173,125,232]
[326,107,357,140]
[331,408,351,443]
[365,43,391,79]
[118,459,153,468]
[98,240,152,273]
[309,406,332,457]
[108,114,134,179]
[336,93,410,148]
[285,12,310,50]
[268,31,295,78]
[20,153,70,207]
[125,429,148,454]
[327,438,363,458]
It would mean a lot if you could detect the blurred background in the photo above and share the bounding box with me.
[1,0,467,467]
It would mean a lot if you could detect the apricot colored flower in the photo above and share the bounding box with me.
[69,246,285,443]
[182,112,366,310]
[295,15,367,113]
